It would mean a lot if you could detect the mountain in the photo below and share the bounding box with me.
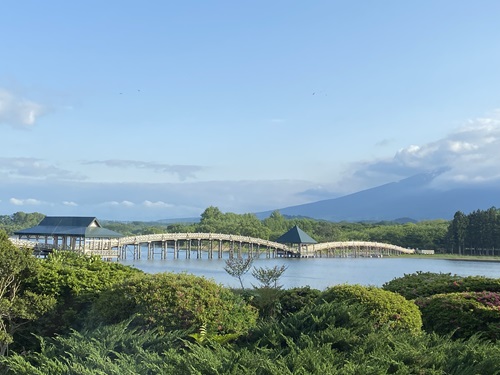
[258,172,499,222]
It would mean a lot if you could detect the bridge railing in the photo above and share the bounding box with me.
[9,234,415,256]
[310,241,415,254]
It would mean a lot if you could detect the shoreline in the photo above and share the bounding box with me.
[405,254,500,263]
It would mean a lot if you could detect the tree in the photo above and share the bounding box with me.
[0,231,55,356]
[198,206,224,233]
[250,265,288,319]
[263,210,287,239]
[252,265,288,289]
[447,211,468,255]
[224,257,253,289]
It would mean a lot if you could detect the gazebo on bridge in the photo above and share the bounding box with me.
[276,225,317,256]
[14,216,123,251]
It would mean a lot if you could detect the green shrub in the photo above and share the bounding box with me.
[382,271,463,299]
[90,272,258,337]
[319,284,422,334]
[10,251,139,352]
[383,272,500,300]
[416,291,500,340]
[277,286,321,317]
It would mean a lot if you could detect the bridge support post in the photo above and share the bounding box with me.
[161,241,167,260]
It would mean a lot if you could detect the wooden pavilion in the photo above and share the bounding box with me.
[14,216,123,251]
[276,225,317,256]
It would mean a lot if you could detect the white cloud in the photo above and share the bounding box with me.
[62,201,78,206]
[0,89,45,128]
[339,112,500,191]
[10,198,44,206]
[143,200,173,208]
[103,200,135,207]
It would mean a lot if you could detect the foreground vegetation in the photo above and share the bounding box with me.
[3,230,500,374]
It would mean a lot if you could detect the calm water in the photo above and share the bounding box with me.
[119,254,500,290]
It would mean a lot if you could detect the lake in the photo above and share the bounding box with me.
[119,255,500,290]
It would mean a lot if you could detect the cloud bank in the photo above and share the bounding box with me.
[0,157,85,180]
[339,114,500,191]
[84,159,204,181]
[2,112,499,221]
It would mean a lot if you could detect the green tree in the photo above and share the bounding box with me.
[224,257,253,289]
[252,265,288,289]
[263,210,287,239]
[0,212,44,236]
[250,265,288,319]
[0,231,55,356]
[198,206,224,233]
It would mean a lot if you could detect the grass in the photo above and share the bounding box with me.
[403,253,500,262]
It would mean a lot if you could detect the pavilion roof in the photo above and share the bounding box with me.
[14,216,123,238]
[275,225,317,244]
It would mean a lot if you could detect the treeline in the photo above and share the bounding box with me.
[4,207,500,252]
[103,207,449,250]
[446,207,500,255]
[0,212,45,236]
[3,232,500,373]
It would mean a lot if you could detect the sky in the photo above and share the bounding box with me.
[1,1,500,221]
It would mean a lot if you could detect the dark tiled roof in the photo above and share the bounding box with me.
[276,225,317,244]
[14,216,123,238]
[37,216,99,227]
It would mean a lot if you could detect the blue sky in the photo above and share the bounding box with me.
[1,1,500,221]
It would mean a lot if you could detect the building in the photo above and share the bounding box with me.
[14,216,123,251]
[276,225,317,256]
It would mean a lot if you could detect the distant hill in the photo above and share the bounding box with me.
[257,172,500,222]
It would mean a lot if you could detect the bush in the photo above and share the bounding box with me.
[415,291,500,340]
[319,284,422,334]
[383,272,500,300]
[21,251,141,338]
[277,286,321,317]
[90,272,258,337]
[382,271,462,299]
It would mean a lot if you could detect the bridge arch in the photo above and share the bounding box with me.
[10,233,416,260]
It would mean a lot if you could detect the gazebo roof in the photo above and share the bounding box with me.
[14,216,123,238]
[276,225,317,244]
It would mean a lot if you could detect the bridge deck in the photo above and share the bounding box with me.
[10,233,415,260]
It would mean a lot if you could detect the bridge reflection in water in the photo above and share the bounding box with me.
[82,233,415,260]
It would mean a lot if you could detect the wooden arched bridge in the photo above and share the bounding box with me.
[10,233,415,260]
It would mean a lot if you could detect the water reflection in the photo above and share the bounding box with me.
[119,256,500,290]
